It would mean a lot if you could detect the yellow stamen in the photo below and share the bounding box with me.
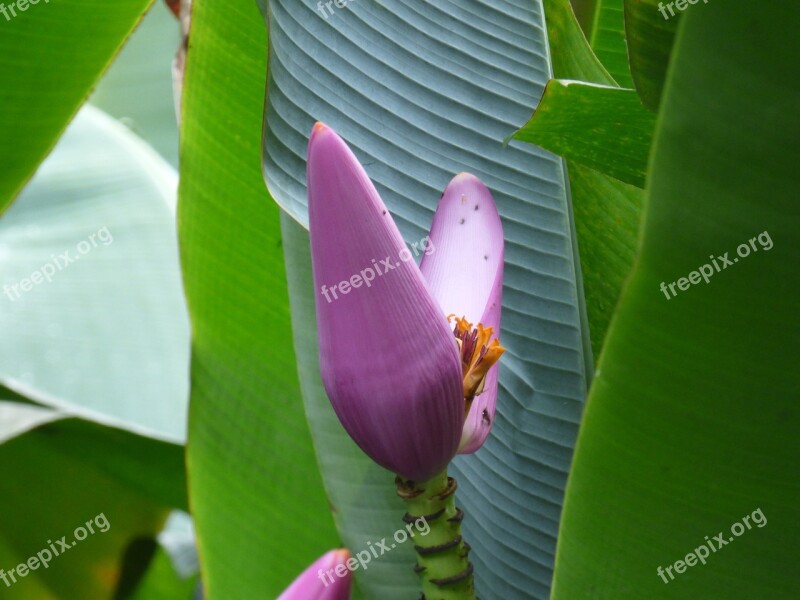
[448,315,505,406]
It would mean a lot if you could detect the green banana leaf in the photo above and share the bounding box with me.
[0,385,186,510]
[127,546,199,600]
[0,401,172,599]
[0,0,154,214]
[544,0,615,86]
[536,0,644,359]
[178,0,339,597]
[588,0,633,86]
[553,3,800,598]
[624,0,680,111]
[512,80,655,187]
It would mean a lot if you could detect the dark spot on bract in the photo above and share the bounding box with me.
[482,409,491,425]
[459,218,465,224]
[382,210,387,215]
[474,204,479,211]
[483,255,488,260]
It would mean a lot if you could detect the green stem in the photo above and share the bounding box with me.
[396,470,475,600]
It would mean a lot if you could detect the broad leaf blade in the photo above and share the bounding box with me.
[539,0,644,358]
[544,0,615,86]
[39,413,187,511]
[179,0,339,597]
[513,80,655,188]
[0,0,155,213]
[0,105,190,594]
[0,401,172,599]
[0,396,186,509]
[264,2,592,597]
[589,0,633,86]
[0,106,189,443]
[566,163,642,356]
[624,0,679,110]
[572,0,599,34]
[553,3,800,598]
[127,546,199,600]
